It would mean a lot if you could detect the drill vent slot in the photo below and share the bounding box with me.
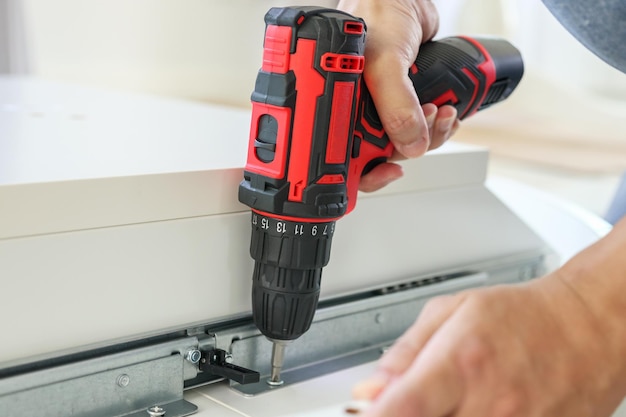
[343,21,364,35]
[376,271,475,295]
[321,53,364,73]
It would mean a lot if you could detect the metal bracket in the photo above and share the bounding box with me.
[0,337,200,417]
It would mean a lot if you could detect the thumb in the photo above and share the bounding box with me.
[363,52,435,158]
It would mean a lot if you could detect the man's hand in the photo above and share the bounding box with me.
[353,247,626,417]
[354,276,625,416]
[337,0,459,192]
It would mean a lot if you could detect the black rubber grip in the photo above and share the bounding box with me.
[248,213,335,340]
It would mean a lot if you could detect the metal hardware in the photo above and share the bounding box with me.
[185,349,201,364]
[147,405,166,416]
[117,373,131,387]
[121,400,196,417]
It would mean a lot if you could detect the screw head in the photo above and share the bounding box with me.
[147,405,166,416]
[116,374,130,387]
[185,349,202,364]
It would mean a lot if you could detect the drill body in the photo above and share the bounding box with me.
[238,6,524,370]
[239,7,368,344]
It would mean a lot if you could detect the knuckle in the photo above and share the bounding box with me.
[409,0,439,40]
[455,333,496,377]
[382,108,422,140]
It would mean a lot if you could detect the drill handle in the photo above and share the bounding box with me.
[347,36,524,209]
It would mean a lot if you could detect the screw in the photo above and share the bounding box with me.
[185,349,202,364]
[147,405,166,416]
[116,374,130,387]
[375,313,384,324]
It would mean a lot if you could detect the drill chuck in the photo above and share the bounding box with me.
[249,213,335,341]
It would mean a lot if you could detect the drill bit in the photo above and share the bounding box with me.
[267,339,289,386]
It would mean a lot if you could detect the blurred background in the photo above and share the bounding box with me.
[1,0,625,219]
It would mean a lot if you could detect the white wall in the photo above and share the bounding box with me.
[12,0,626,106]
[17,0,337,107]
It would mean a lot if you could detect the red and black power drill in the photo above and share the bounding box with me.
[238,6,524,384]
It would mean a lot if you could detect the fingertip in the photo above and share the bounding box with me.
[390,105,436,159]
[395,139,429,159]
[422,103,438,120]
[378,102,428,158]
[359,162,403,192]
[429,105,459,150]
[352,373,391,401]
[437,104,457,121]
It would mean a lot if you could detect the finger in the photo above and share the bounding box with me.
[365,333,465,417]
[385,104,455,161]
[429,105,458,150]
[416,0,440,41]
[358,162,404,192]
[378,294,466,375]
[422,102,438,135]
[353,294,466,400]
[363,49,430,158]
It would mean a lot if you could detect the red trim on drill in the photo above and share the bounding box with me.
[245,103,292,179]
[252,209,341,223]
[262,25,293,74]
[410,63,418,75]
[287,38,325,202]
[460,68,479,119]
[326,81,355,164]
[321,53,365,73]
[432,89,460,107]
[317,174,345,184]
[459,36,496,117]
[344,21,364,35]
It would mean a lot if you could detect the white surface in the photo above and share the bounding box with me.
[12,0,626,105]
[195,362,376,417]
[0,77,250,184]
[488,176,611,263]
[489,157,620,218]
[0,182,544,364]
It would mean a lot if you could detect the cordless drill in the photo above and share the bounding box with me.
[238,6,524,385]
